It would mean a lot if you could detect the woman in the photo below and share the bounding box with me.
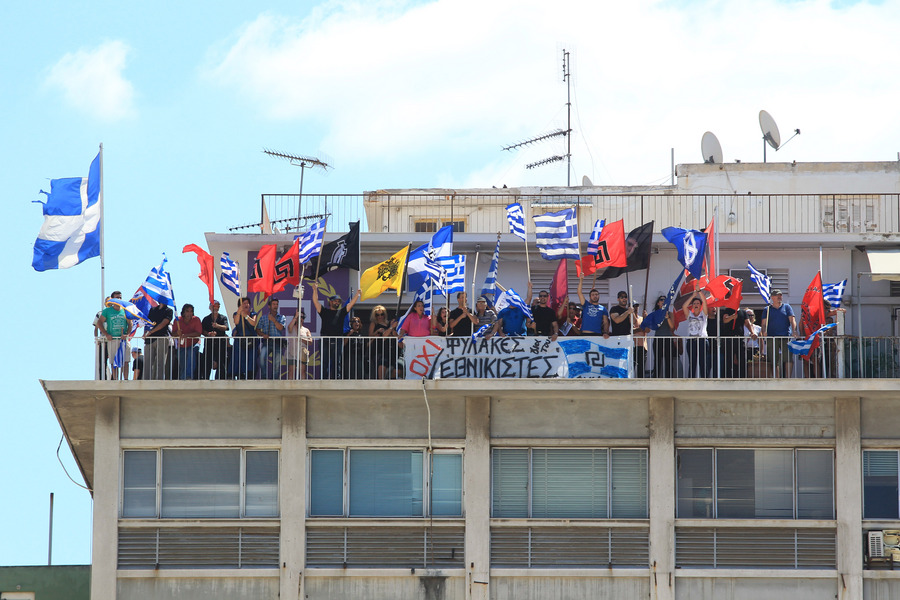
[432,307,448,336]
[343,316,368,379]
[650,295,678,378]
[742,308,762,378]
[231,297,259,379]
[171,304,202,380]
[368,305,398,379]
[400,301,431,338]
[682,289,709,378]
[287,308,312,380]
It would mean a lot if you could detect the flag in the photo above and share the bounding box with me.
[506,202,526,241]
[549,258,568,318]
[397,281,434,332]
[799,272,826,361]
[747,261,771,304]
[643,269,688,331]
[789,323,837,355]
[297,218,327,264]
[574,219,627,277]
[312,221,360,279]
[112,338,127,369]
[408,225,454,291]
[360,245,410,300]
[106,297,152,326]
[587,219,606,256]
[662,226,708,280]
[704,275,743,310]
[495,287,533,320]
[438,254,466,295]
[273,238,301,294]
[248,244,277,296]
[823,279,848,308]
[131,255,177,320]
[472,322,493,342]
[220,252,240,296]
[183,244,215,303]
[702,216,716,279]
[534,208,579,260]
[32,151,101,271]
[596,221,655,280]
[480,238,501,306]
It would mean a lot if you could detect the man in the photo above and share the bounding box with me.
[560,301,582,336]
[720,306,746,378]
[608,291,634,336]
[256,297,286,380]
[576,275,610,337]
[312,289,361,379]
[529,290,559,339]
[97,291,130,380]
[145,300,174,380]
[492,301,530,338]
[131,347,143,380]
[93,304,108,380]
[761,289,798,378]
[473,297,497,329]
[202,300,230,380]
[448,292,478,337]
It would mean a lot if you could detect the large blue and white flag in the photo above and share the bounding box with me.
[494,287,533,320]
[587,219,606,256]
[506,203,526,241]
[220,252,240,296]
[557,338,630,378]
[747,261,771,304]
[106,297,152,326]
[408,225,454,291]
[823,279,848,308]
[642,269,688,331]
[534,208,579,260]
[397,281,434,332]
[131,255,177,320]
[296,218,327,264]
[32,152,101,271]
[662,227,707,280]
[480,238,501,305]
[789,323,837,355]
[437,254,466,295]
[471,322,493,342]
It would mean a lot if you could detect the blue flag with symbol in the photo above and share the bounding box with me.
[662,227,707,280]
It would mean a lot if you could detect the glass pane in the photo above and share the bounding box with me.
[245,451,279,517]
[161,449,240,518]
[431,454,463,516]
[532,449,608,518]
[492,449,529,518]
[310,450,344,516]
[349,450,423,517]
[797,450,833,519]
[611,449,648,518]
[864,450,899,519]
[677,449,713,518]
[123,450,157,518]
[717,449,793,518]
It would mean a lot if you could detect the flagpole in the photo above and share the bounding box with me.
[472,249,480,310]
[524,229,531,283]
[99,143,105,307]
[312,220,328,285]
[395,243,412,319]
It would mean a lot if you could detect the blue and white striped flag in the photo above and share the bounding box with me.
[823,279,847,308]
[397,281,433,332]
[437,254,465,295]
[220,252,240,296]
[112,339,127,369]
[480,239,501,305]
[32,151,101,271]
[106,297,152,325]
[534,208,579,260]
[408,225,454,292]
[506,203,526,241]
[587,219,606,256]
[747,261,771,304]
[471,322,493,342]
[296,218,327,264]
[494,287,533,320]
[789,323,837,355]
[131,255,177,321]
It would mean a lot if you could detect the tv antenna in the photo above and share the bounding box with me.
[700,132,724,164]
[758,110,800,162]
[502,49,573,186]
[263,148,332,230]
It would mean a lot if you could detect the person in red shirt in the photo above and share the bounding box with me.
[172,304,203,379]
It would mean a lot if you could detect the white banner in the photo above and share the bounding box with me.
[404,335,632,379]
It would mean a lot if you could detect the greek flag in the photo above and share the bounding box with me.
[220,252,240,296]
[747,261,771,304]
[534,208,579,260]
[131,255,177,319]
[112,339,127,369]
[480,239,501,305]
[437,254,465,294]
[471,322,493,342]
[823,279,847,308]
[397,281,433,332]
[106,297,151,325]
[408,225,454,292]
[32,151,101,271]
[494,288,533,320]
[506,203,526,241]
[789,323,837,355]
[296,218,327,264]
[587,219,606,256]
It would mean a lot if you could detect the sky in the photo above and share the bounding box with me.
[2,0,898,566]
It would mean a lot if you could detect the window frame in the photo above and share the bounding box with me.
[412,218,466,233]
[862,449,900,520]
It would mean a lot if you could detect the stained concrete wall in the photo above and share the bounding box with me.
[116,577,278,599]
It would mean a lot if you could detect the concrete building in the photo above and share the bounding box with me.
[0,565,90,600]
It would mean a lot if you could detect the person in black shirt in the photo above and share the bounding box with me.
[448,292,478,337]
[201,300,230,379]
[145,303,173,380]
[529,290,559,339]
[609,291,634,336]
[312,288,360,379]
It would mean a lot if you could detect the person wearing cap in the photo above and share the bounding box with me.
[473,296,497,328]
[760,289,797,378]
[97,290,130,380]
[232,297,259,380]
[609,291,635,337]
[131,347,143,380]
[202,300,230,380]
[647,295,678,378]
[312,288,361,379]
[576,275,610,337]
[288,307,312,380]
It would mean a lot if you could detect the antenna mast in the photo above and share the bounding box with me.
[263,149,332,231]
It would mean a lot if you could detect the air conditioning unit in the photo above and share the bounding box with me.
[868,530,900,561]
[869,531,885,558]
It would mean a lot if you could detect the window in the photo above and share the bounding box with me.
[863,450,900,519]
[413,219,466,233]
[491,448,648,519]
[309,449,463,517]
[121,449,278,518]
[676,448,833,519]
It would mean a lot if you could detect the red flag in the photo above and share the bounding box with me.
[575,254,599,278]
[594,219,627,269]
[705,275,743,310]
[183,244,215,303]
[800,272,826,361]
[549,258,568,315]
[248,244,277,297]
[272,238,300,294]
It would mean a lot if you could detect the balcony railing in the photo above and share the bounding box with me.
[94,334,899,381]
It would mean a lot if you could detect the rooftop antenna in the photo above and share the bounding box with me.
[502,49,573,186]
[759,110,800,162]
[700,131,724,164]
[263,149,332,231]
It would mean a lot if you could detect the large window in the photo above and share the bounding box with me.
[863,450,900,519]
[677,448,833,519]
[492,448,648,519]
[309,449,463,517]
[121,448,279,518]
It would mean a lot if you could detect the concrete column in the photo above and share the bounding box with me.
[648,397,675,600]
[90,396,119,600]
[280,396,307,600]
[465,396,491,600]
[835,396,862,600]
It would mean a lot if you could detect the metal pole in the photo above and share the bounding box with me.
[99,143,105,307]
[48,492,54,565]
[298,164,305,231]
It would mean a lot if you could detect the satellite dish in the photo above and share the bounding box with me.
[701,132,724,164]
[759,110,781,150]
[582,175,593,186]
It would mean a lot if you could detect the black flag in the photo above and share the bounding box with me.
[310,221,360,279]
[597,221,654,280]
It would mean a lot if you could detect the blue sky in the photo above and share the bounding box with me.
[2,0,899,566]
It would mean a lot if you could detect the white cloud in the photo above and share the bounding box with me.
[45,40,136,121]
